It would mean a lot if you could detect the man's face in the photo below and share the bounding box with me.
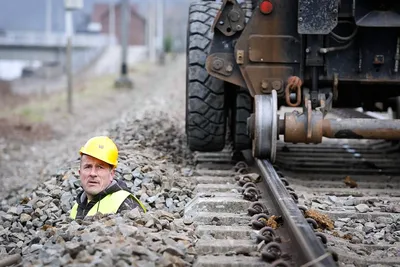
[79,154,115,200]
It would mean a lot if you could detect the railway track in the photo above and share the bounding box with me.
[277,140,400,266]
[184,110,400,267]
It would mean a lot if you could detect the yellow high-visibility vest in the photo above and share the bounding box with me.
[70,190,146,219]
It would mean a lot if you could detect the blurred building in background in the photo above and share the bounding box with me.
[0,0,190,85]
[91,3,145,45]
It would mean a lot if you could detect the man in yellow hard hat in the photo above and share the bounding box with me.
[70,136,146,220]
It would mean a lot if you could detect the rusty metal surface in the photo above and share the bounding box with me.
[285,76,302,107]
[322,119,400,140]
[321,77,400,84]
[245,65,293,95]
[212,0,246,36]
[206,53,247,88]
[283,111,323,144]
[283,109,400,143]
[248,35,300,63]
[298,0,338,34]
[206,0,251,89]
[236,0,301,96]
[205,0,400,111]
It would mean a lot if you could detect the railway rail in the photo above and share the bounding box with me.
[184,109,400,267]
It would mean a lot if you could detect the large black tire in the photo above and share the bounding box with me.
[186,1,226,152]
[231,87,253,151]
[230,1,253,152]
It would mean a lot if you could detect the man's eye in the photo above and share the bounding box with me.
[99,166,104,169]
[84,166,91,169]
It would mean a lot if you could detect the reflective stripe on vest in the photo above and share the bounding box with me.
[70,190,146,219]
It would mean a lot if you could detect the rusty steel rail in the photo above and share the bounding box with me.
[257,159,337,267]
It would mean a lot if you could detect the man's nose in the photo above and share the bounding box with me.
[89,167,98,176]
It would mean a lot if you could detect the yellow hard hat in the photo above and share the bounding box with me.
[79,136,118,167]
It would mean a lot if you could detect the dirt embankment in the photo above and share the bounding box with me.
[0,55,187,195]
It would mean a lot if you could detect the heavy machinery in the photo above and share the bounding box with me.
[186,0,400,162]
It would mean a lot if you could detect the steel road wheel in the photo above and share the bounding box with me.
[252,90,278,162]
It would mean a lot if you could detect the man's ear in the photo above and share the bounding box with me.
[109,168,115,181]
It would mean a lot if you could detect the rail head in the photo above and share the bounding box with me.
[257,159,337,267]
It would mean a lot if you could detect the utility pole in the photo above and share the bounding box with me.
[45,0,53,97]
[108,0,115,45]
[115,0,133,88]
[148,1,157,63]
[144,2,149,49]
[65,9,73,114]
[46,0,52,37]
[64,0,83,114]
[156,0,165,65]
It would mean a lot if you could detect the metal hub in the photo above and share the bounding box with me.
[252,90,278,162]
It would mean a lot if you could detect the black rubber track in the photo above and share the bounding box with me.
[186,1,226,152]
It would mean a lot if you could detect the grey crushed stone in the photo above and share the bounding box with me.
[0,56,208,265]
[0,107,200,265]
[307,194,400,257]
[354,204,370,213]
